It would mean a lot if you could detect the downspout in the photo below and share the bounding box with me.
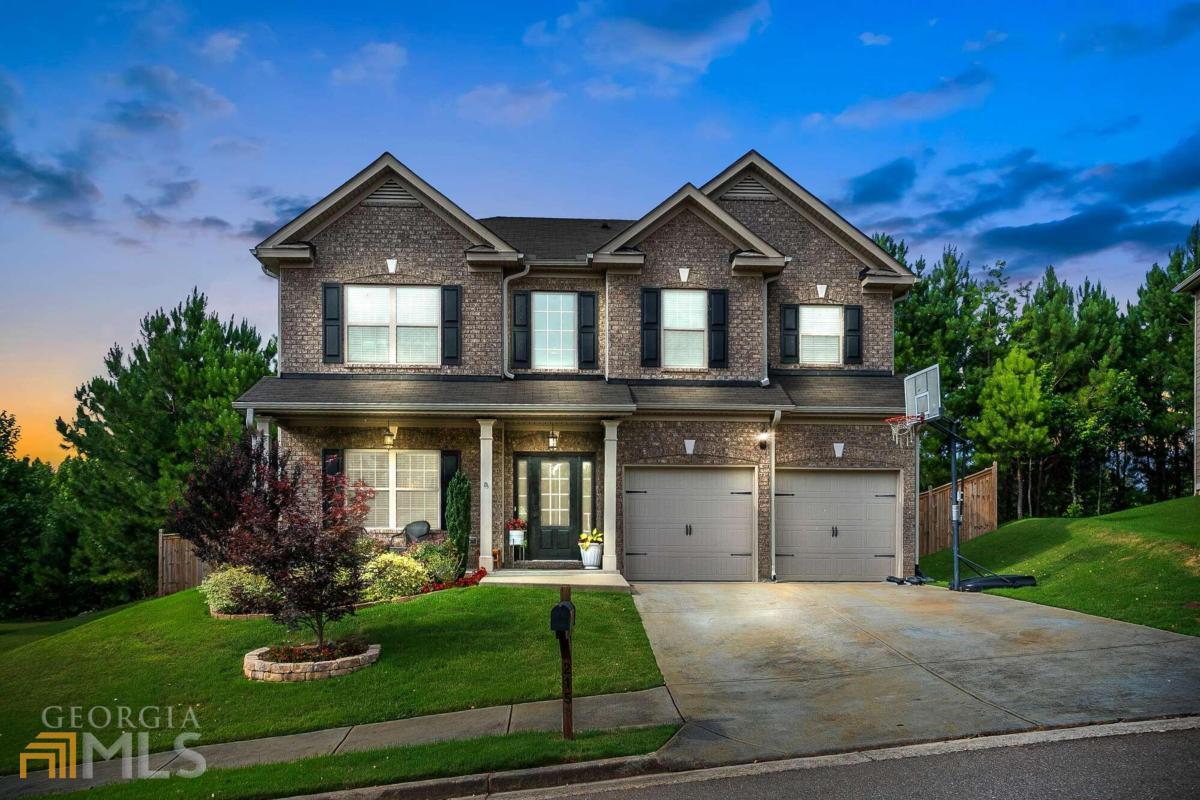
[501,262,532,379]
[768,408,782,582]
[761,265,786,386]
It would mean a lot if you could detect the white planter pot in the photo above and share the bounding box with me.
[508,529,526,547]
[581,542,603,570]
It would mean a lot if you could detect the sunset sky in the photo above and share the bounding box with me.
[2,1,1199,463]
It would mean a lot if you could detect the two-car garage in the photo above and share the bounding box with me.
[622,466,900,582]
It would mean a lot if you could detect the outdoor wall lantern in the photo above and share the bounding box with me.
[548,430,559,450]
[679,267,690,283]
[386,258,397,273]
[384,425,398,448]
[833,442,845,458]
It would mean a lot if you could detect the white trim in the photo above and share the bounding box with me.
[796,304,843,366]
[661,288,708,369]
[344,285,441,367]
[345,448,441,530]
[530,291,579,371]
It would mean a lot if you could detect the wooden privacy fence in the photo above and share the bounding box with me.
[157,531,209,596]
[919,462,998,556]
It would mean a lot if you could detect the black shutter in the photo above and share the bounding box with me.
[708,290,728,369]
[780,304,799,364]
[578,292,597,369]
[322,283,342,364]
[442,285,461,366]
[512,291,531,369]
[640,288,660,367]
[844,305,863,365]
[440,451,461,529]
[321,448,343,514]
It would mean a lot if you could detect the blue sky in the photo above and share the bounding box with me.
[2,0,1199,460]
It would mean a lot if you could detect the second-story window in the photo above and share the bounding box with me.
[345,285,441,365]
[532,292,577,369]
[799,305,842,364]
[662,289,706,368]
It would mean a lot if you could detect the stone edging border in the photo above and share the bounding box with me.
[243,644,381,682]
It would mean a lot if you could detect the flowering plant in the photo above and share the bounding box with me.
[506,517,528,530]
[421,567,488,593]
[578,528,604,546]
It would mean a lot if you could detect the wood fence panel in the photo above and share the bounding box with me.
[157,531,209,596]
[919,462,998,557]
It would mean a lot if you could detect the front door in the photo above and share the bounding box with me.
[518,456,590,560]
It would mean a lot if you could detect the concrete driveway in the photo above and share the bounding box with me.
[632,583,1200,767]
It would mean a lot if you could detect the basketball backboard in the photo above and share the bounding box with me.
[905,364,942,421]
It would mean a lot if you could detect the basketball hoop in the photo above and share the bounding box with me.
[884,414,923,447]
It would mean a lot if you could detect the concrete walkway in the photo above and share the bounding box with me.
[482,569,632,592]
[3,687,679,797]
[633,582,1200,769]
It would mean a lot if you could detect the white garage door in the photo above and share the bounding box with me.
[776,470,898,581]
[624,467,756,581]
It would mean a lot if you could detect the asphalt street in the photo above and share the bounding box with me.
[523,729,1200,800]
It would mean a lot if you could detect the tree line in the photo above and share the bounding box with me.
[1,224,1197,618]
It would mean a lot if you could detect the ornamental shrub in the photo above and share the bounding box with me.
[444,470,470,578]
[363,553,429,601]
[408,540,459,584]
[199,566,279,614]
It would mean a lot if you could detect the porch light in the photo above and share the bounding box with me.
[756,431,771,443]
[384,425,398,448]
[548,430,559,450]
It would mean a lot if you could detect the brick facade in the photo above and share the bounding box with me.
[718,196,895,373]
[607,209,765,382]
[279,204,502,376]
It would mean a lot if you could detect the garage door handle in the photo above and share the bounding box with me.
[625,552,647,556]
[775,553,795,557]
[875,493,897,498]
[831,526,838,537]
[625,490,647,494]
[774,492,794,497]
[730,552,752,557]
[730,491,752,495]
[874,554,895,558]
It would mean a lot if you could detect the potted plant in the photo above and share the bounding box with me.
[507,517,527,547]
[579,529,603,570]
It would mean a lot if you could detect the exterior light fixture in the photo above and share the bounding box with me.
[548,430,559,450]
[384,425,398,448]
[679,267,690,283]
[833,442,845,458]
[755,431,771,442]
[386,258,397,273]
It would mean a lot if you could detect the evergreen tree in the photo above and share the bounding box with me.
[0,412,55,617]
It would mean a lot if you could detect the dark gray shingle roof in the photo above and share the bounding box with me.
[235,377,635,413]
[776,373,906,413]
[479,217,634,260]
[630,384,791,410]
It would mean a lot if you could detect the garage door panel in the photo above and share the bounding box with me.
[625,467,755,581]
[776,470,898,582]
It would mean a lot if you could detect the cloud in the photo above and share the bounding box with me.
[584,76,637,100]
[829,66,993,128]
[331,42,408,85]
[184,215,233,232]
[122,178,198,228]
[963,30,1008,52]
[0,73,102,228]
[457,82,564,126]
[859,31,891,46]
[208,136,263,157]
[1095,129,1200,204]
[240,194,315,240]
[1068,114,1141,139]
[103,100,184,133]
[977,204,1191,261]
[200,30,247,63]
[524,1,599,46]
[845,157,918,206]
[117,64,234,115]
[696,118,733,141]
[927,149,1074,231]
[1065,2,1200,57]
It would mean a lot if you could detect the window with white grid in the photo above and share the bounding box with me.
[344,285,441,364]
[798,305,842,364]
[396,287,441,365]
[539,461,571,526]
[581,460,593,533]
[346,450,391,528]
[662,289,706,368]
[532,292,577,369]
[394,450,441,528]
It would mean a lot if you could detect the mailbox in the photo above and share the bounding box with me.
[550,600,576,638]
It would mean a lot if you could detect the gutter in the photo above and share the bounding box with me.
[761,267,786,386]
[501,262,533,379]
[229,402,636,414]
[768,408,782,582]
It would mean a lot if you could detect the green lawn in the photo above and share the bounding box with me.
[921,495,1200,635]
[0,604,132,655]
[0,586,662,775]
[57,725,678,800]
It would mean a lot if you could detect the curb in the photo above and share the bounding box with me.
[285,715,1200,800]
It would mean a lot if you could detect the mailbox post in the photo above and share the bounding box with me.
[549,585,576,740]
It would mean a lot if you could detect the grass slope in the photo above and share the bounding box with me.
[922,496,1200,636]
[0,586,662,774]
[0,604,131,655]
[56,726,679,800]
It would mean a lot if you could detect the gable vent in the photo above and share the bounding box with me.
[721,174,777,201]
[361,179,420,207]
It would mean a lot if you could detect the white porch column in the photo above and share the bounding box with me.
[477,418,496,572]
[602,420,620,572]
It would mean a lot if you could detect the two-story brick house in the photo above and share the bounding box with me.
[235,151,917,582]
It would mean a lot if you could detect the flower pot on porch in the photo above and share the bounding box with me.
[581,542,603,570]
[507,529,526,547]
